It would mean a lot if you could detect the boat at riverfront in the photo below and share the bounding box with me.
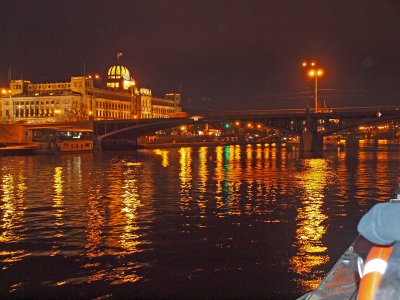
[30,127,94,152]
[298,237,400,300]
[298,194,400,299]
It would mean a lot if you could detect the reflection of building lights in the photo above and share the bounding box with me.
[179,147,193,211]
[0,169,26,248]
[53,167,64,228]
[197,147,208,215]
[154,149,169,167]
[1,174,15,243]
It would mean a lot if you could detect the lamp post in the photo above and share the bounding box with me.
[85,74,100,120]
[302,61,323,112]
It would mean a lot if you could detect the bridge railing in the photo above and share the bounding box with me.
[199,106,399,118]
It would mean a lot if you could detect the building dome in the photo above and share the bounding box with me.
[107,65,131,81]
[106,64,136,90]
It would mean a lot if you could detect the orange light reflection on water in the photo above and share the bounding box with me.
[53,167,64,227]
[0,163,27,263]
[120,167,141,253]
[1,169,26,244]
[179,147,193,213]
[290,158,330,291]
[214,146,230,216]
[197,147,208,217]
[50,166,65,256]
[154,149,170,167]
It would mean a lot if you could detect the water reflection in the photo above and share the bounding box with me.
[1,174,17,244]
[53,167,64,227]
[0,144,398,299]
[154,149,170,167]
[179,147,193,212]
[120,167,141,252]
[85,185,106,258]
[50,166,65,256]
[197,147,208,216]
[0,162,27,264]
[290,159,330,290]
[1,166,26,243]
[214,146,230,216]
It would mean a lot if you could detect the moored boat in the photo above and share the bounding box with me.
[30,127,94,153]
[298,190,400,300]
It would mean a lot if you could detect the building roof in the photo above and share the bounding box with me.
[107,65,131,81]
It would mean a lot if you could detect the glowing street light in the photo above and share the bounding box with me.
[302,60,324,112]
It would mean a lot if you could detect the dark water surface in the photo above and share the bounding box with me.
[0,143,399,299]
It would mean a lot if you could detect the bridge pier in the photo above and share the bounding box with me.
[94,137,102,151]
[300,132,323,153]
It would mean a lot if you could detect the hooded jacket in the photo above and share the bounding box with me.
[357,202,400,245]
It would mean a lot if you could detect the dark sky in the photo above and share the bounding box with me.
[1,0,399,111]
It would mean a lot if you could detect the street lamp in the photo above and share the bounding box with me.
[302,61,324,112]
[1,88,12,121]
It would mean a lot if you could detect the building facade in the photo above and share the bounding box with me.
[1,64,182,123]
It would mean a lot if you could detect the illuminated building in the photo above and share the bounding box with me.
[0,64,182,123]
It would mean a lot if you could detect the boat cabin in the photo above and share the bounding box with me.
[30,127,94,152]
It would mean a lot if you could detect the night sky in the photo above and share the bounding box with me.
[1,0,399,111]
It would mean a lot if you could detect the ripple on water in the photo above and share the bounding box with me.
[0,145,398,298]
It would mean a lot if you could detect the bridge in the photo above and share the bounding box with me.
[91,106,400,152]
[8,105,397,152]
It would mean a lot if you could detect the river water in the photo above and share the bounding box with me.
[0,143,399,299]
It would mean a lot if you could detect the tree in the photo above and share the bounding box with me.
[66,101,89,120]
